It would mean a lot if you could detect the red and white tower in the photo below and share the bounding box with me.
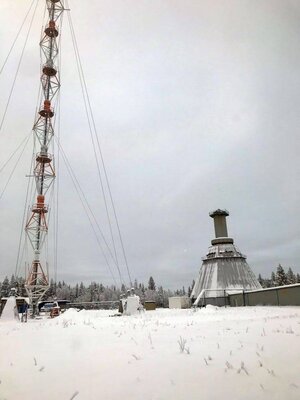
[25,0,64,314]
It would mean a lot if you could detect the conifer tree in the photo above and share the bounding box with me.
[286,268,296,284]
[271,272,276,286]
[0,277,9,297]
[148,276,156,291]
[10,274,16,288]
[275,264,287,286]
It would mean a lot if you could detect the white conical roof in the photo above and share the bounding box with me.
[191,241,261,299]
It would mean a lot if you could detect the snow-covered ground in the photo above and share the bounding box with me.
[0,306,299,400]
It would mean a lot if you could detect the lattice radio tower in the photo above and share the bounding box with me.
[25,0,65,315]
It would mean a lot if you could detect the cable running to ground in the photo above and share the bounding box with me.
[54,136,119,286]
[0,0,36,75]
[15,137,35,277]
[53,95,60,283]
[15,77,42,277]
[0,133,31,175]
[0,0,39,135]
[66,6,122,284]
[0,134,31,201]
[53,11,64,283]
[66,0,133,286]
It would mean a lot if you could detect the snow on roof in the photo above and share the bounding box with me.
[240,283,300,294]
[1,297,29,303]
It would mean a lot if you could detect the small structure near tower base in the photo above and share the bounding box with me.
[0,296,20,322]
[191,209,261,306]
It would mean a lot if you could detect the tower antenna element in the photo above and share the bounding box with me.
[25,0,65,316]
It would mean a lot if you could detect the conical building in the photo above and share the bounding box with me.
[191,209,261,306]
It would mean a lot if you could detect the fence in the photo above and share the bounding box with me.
[67,301,119,310]
[228,284,300,307]
[193,289,233,307]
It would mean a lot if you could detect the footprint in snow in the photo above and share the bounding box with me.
[132,354,141,361]
[290,383,299,389]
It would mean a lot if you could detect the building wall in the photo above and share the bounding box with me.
[229,284,300,306]
[169,297,191,309]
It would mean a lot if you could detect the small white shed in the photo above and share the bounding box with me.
[168,296,191,309]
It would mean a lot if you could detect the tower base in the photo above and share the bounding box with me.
[25,260,49,316]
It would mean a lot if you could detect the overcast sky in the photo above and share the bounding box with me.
[0,0,299,290]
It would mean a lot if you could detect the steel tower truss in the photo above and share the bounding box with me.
[25,0,64,313]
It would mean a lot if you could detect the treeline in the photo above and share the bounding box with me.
[0,275,189,307]
[1,266,299,303]
[258,264,300,288]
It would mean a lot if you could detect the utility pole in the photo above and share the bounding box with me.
[25,0,65,316]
